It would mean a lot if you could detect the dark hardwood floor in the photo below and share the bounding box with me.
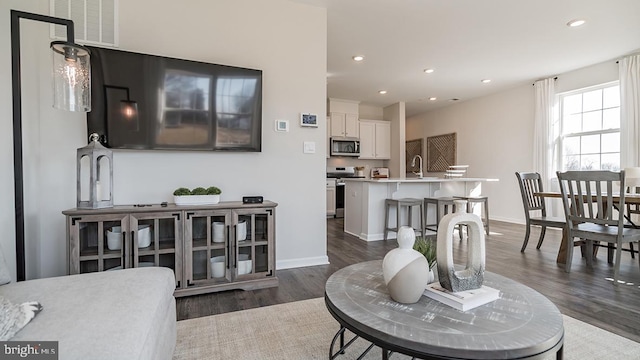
[177,218,640,343]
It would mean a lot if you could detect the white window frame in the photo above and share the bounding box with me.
[557,81,621,172]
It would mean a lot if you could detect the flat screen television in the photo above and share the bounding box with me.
[86,46,262,151]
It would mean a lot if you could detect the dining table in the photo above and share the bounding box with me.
[534,191,640,264]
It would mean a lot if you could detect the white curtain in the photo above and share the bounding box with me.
[533,78,557,190]
[620,54,640,168]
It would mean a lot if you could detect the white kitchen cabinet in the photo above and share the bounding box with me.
[326,180,336,216]
[358,120,390,159]
[330,112,359,138]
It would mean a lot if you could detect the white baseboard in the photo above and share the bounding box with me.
[488,217,562,232]
[276,256,329,270]
[344,229,383,241]
[490,215,525,225]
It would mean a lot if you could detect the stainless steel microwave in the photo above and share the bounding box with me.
[330,137,360,156]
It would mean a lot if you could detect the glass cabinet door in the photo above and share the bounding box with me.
[68,213,129,274]
[129,212,182,288]
[184,210,231,287]
[233,208,275,280]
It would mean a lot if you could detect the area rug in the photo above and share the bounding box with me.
[173,298,640,360]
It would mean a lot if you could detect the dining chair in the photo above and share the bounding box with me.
[624,167,640,225]
[557,170,640,284]
[622,167,640,258]
[515,172,566,252]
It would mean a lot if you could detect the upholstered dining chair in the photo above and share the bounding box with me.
[515,172,566,252]
[557,170,640,284]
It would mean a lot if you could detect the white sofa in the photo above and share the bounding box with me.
[0,267,176,360]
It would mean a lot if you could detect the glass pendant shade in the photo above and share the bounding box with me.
[51,41,91,112]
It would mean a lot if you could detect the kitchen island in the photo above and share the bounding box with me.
[343,177,498,241]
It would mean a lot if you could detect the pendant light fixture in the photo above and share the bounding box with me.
[51,41,91,111]
[11,10,91,281]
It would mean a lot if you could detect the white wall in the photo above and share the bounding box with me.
[384,102,406,178]
[359,104,384,120]
[0,0,328,280]
[407,58,620,224]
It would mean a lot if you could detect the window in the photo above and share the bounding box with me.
[559,82,620,171]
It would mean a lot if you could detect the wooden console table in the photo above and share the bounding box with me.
[63,201,278,297]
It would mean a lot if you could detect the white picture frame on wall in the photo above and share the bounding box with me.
[300,113,318,127]
[275,119,289,132]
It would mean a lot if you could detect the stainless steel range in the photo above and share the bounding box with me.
[326,166,363,218]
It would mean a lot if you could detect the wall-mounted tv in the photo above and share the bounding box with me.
[86,46,262,151]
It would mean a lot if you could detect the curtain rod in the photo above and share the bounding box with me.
[532,77,558,86]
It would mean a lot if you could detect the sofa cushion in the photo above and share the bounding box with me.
[0,267,176,360]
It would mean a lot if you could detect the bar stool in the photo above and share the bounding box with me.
[383,198,425,240]
[423,197,457,233]
[454,196,490,235]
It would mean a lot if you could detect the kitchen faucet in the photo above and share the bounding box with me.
[411,154,423,178]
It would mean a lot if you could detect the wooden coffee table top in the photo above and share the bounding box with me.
[325,260,564,359]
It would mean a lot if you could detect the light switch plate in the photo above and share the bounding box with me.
[303,141,316,154]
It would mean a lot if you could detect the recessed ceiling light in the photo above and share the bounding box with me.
[378,90,387,95]
[567,19,586,27]
[429,97,437,101]
[449,98,460,102]
[352,55,364,61]
[481,79,491,84]
[424,68,435,74]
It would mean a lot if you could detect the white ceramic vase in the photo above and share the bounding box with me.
[436,199,486,292]
[382,226,430,304]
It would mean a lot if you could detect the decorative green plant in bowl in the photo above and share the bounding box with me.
[173,186,222,205]
[173,187,191,196]
[413,236,437,269]
[206,186,221,195]
[191,187,208,195]
[414,235,437,284]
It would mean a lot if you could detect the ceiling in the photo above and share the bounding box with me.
[292,0,640,117]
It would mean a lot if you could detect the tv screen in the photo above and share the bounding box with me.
[86,46,262,151]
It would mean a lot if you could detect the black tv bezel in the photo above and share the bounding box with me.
[86,46,263,152]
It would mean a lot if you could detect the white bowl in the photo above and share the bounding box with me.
[137,225,151,248]
[174,194,220,205]
[212,222,225,243]
[210,256,226,278]
[237,254,252,275]
[106,225,151,250]
[106,226,123,250]
[237,220,247,241]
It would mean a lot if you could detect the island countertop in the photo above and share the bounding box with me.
[343,177,498,242]
[343,177,499,183]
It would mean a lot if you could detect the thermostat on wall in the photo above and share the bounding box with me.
[275,119,289,132]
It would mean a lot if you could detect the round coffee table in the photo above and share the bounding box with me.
[325,260,564,360]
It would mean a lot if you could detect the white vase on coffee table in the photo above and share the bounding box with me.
[382,226,430,304]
